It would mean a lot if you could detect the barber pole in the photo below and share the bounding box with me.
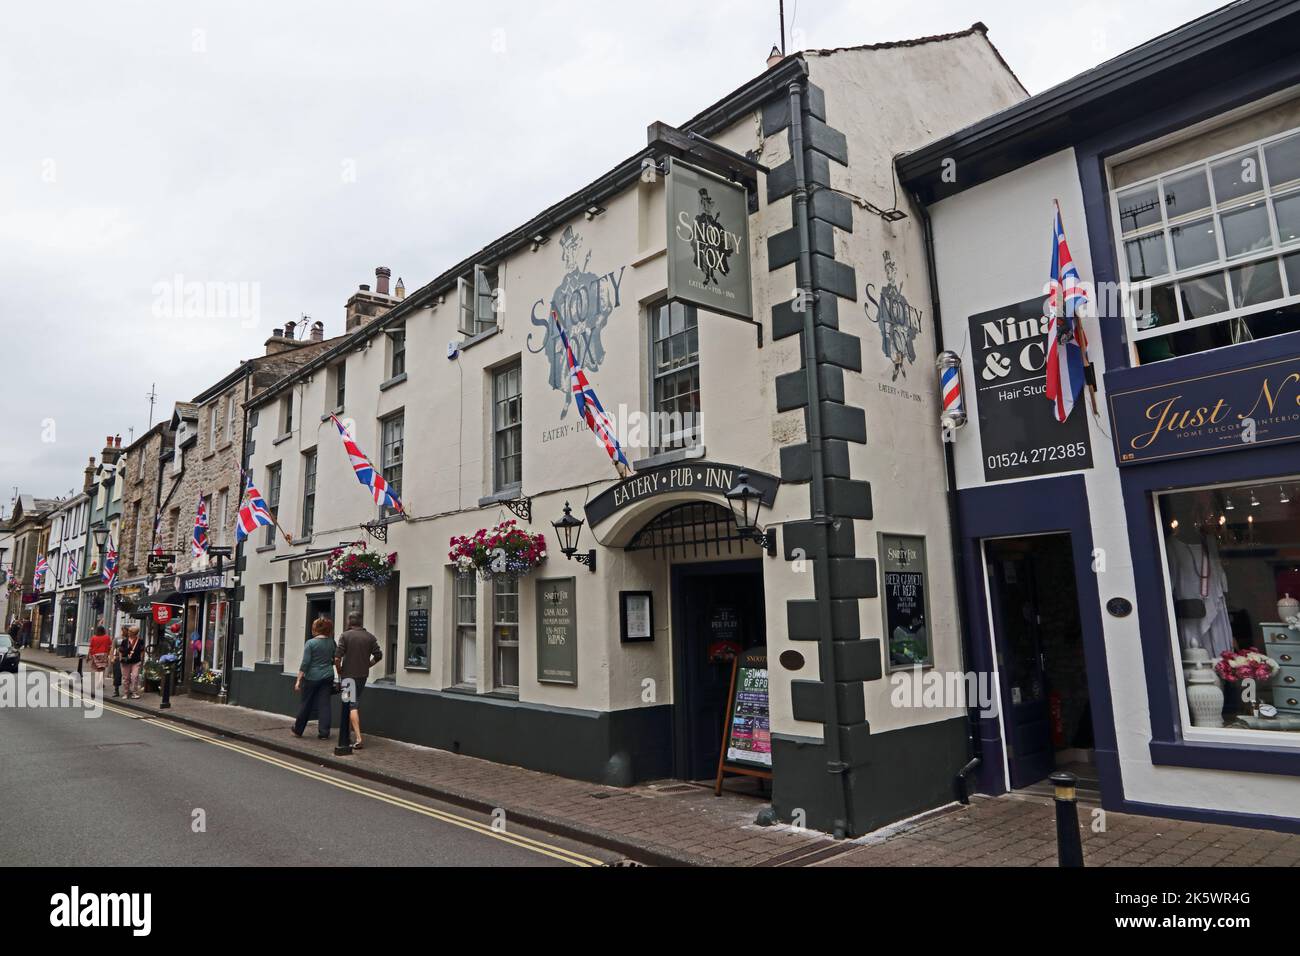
[935,351,966,429]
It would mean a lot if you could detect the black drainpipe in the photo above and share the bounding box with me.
[222,367,254,701]
[914,193,982,805]
[789,77,854,838]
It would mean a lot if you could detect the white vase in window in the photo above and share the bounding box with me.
[1183,645,1224,728]
[1277,593,1299,623]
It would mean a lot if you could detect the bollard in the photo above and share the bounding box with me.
[334,699,353,756]
[1051,771,1084,867]
[160,664,172,710]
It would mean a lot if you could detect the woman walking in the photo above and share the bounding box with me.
[88,625,113,698]
[293,617,336,739]
[118,626,145,699]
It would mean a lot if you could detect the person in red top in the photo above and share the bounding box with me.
[88,625,113,698]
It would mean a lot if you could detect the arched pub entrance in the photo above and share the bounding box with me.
[585,462,779,782]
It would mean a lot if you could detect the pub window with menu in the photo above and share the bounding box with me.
[1112,118,1300,364]
[1157,475,1300,738]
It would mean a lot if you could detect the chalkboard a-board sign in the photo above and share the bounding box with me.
[714,645,772,795]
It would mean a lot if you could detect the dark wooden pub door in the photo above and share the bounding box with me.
[673,561,765,781]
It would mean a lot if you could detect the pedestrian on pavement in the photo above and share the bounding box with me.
[119,626,145,699]
[7,619,18,647]
[88,625,113,698]
[20,618,31,648]
[111,642,122,698]
[293,617,336,739]
[334,612,382,749]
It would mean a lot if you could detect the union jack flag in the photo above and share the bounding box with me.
[1045,202,1091,423]
[192,495,210,558]
[554,311,631,477]
[330,414,404,512]
[66,551,78,582]
[102,538,117,587]
[235,474,275,542]
[33,556,48,589]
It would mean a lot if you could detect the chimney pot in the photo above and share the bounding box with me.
[376,266,391,296]
[395,277,406,300]
[360,284,370,292]
[310,321,324,342]
[767,45,784,69]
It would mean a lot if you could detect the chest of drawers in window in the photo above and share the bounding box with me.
[1263,624,1300,713]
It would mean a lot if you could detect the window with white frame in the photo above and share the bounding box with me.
[649,300,701,452]
[380,413,404,517]
[388,324,406,379]
[453,572,477,686]
[458,265,498,336]
[208,404,218,449]
[493,362,522,491]
[264,463,282,547]
[1113,125,1300,364]
[261,584,274,662]
[215,488,229,548]
[301,450,317,537]
[492,576,519,691]
[279,395,293,437]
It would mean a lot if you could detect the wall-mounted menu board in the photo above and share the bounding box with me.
[715,645,772,794]
[536,577,577,685]
[879,533,932,670]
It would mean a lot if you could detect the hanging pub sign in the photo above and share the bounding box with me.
[969,297,1093,482]
[666,157,753,321]
[146,553,173,575]
[536,576,577,685]
[715,645,772,795]
[1108,349,1300,465]
[879,533,932,670]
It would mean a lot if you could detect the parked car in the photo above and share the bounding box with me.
[0,634,19,673]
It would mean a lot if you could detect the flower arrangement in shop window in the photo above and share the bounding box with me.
[325,542,397,589]
[1214,649,1279,686]
[448,519,547,581]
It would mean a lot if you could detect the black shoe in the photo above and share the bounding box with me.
[318,733,330,739]
[291,729,303,738]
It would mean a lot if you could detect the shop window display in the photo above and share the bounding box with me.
[1158,477,1300,735]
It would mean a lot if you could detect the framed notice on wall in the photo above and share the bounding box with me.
[536,577,577,685]
[619,591,653,643]
[878,533,932,671]
[968,297,1093,482]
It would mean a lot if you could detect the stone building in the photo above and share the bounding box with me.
[5,494,58,640]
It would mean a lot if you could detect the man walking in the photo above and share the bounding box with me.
[118,626,144,699]
[335,612,382,749]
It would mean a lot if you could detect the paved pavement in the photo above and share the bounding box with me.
[14,647,1300,867]
[0,663,614,867]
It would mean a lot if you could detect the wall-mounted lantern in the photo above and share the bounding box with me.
[725,473,776,556]
[552,502,595,573]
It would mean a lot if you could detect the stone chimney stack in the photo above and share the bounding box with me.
[83,456,96,493]
[101,436,122,467]
[344,266,399,332]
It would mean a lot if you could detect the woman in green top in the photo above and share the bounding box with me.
[293,617,336,739]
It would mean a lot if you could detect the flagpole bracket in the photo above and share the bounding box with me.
[503,497,532,524]
[360,520,389,543]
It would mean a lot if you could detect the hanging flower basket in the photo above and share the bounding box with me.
[449,519,547,581]
[325,543,397,589]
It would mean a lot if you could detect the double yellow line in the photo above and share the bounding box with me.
[51,679,604,866]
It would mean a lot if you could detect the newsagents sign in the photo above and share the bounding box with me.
[666,157,753,321]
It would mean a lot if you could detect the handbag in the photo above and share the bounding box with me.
[91,652,109,671]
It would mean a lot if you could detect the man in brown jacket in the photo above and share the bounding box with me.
[334,613,382,749]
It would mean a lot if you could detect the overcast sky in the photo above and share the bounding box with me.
[1,0,1225,507]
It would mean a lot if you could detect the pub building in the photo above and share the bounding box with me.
[231,26,1026,836]
[898,0,1300,831]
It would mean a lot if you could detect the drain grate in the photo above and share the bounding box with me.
[648,784,698,795]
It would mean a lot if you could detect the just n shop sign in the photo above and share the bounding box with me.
[1109,352,1300,465]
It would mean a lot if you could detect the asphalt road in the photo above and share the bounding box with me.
[0,665,616,867]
